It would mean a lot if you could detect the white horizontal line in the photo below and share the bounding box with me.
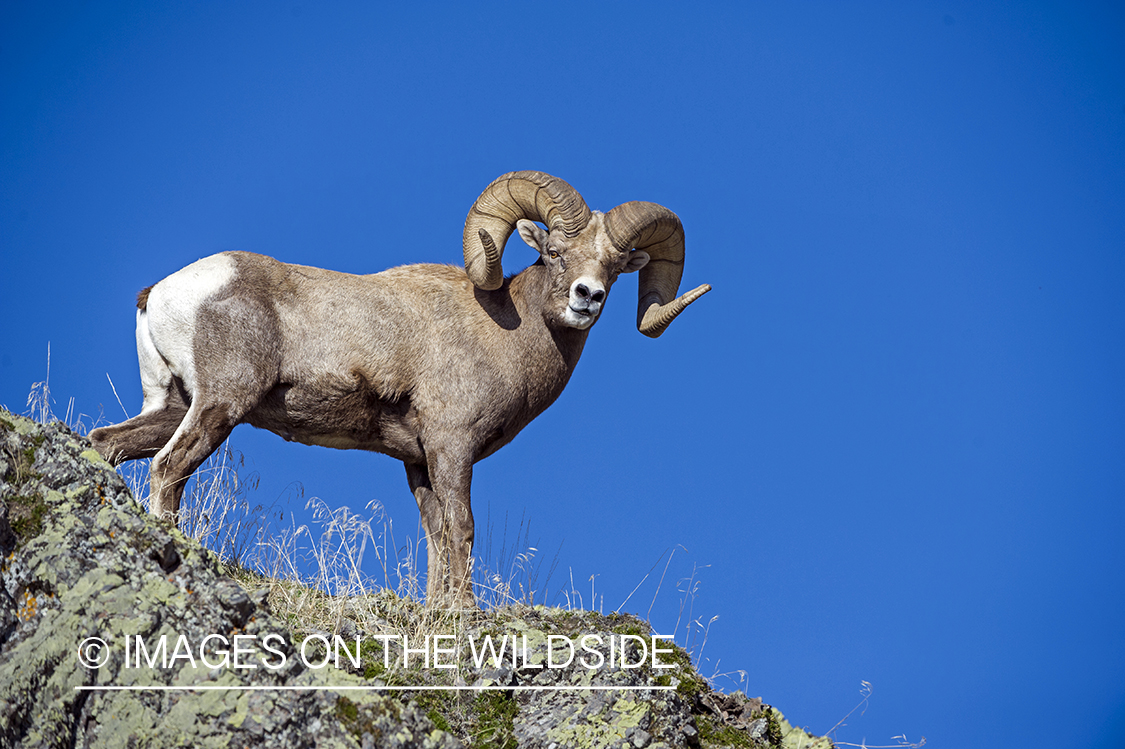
[75,684,674,692]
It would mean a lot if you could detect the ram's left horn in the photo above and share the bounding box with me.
[604,201,711,337]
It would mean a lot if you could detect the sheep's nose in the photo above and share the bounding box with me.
[574,283,605,304]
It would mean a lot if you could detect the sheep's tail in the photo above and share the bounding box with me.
[136,285,154,310]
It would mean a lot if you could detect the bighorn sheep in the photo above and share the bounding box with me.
[90,171,710,607]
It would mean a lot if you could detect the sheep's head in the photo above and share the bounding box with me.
[513,212,648,329]
[462,171,711,337]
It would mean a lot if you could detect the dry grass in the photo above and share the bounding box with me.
[824,682,927,749]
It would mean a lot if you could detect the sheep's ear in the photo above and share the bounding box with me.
[517,219,548,252]
[623,250,650,273]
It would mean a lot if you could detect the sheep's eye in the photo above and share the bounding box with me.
[548,250,559,259]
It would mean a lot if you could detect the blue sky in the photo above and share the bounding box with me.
[2,2,1123,747]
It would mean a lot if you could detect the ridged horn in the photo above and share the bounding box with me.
[463,171,592,290]
[604,201,712,337]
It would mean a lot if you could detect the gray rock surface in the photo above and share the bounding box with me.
[0,411,454,749]
[0,409,831,749]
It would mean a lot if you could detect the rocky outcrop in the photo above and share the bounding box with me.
[0,409,831,749]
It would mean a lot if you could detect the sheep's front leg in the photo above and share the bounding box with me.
[405,462,448,605]
[425,449,476,609]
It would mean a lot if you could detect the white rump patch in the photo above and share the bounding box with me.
[144,253,237,396]
[136,309,173,414]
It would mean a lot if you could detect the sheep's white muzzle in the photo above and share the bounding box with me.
[563,277,606,329]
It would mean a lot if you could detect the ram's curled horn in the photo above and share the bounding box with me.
[604,201,712,338]
[462,171,592,290]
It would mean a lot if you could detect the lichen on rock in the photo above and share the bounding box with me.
[0,410,453,748]
[0,408,832,749]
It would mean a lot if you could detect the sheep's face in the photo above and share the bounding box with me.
[517,214,649,330]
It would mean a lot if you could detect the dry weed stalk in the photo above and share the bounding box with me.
[826,682,927,749]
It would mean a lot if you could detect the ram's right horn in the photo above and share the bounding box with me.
[462,171,592,291]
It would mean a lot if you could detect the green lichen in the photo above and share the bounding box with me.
[80,447,110,467]
[226,692,252,728]
[773,708,834,749]
[0,411,36,435]
[607,696,649,730]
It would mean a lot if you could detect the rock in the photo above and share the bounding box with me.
[0,408,834,749]
[0,410,454,749]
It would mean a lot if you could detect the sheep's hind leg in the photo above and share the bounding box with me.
[90,404,189,465]
[148,398,242,521]
[91,310,190,465]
